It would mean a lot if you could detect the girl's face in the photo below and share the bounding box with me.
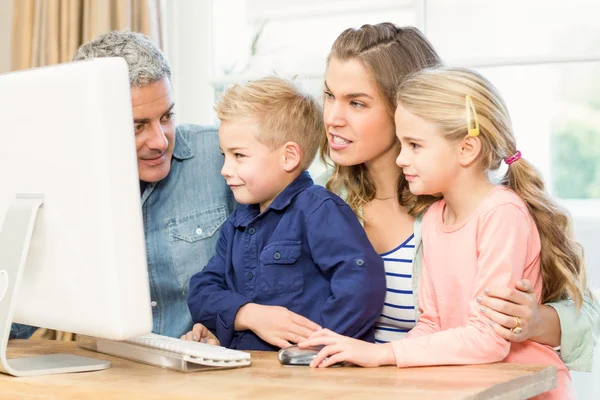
[323,58,398,168]
[394,104,461,196]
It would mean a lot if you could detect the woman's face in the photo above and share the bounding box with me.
[323,57,398,168]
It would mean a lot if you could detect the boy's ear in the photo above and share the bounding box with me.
[458,135,482,167]
[281,141,302,172]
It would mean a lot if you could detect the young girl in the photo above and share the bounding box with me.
[304,67,589,399]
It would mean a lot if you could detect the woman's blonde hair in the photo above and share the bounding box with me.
[396,66,588,308]
[319,23,442,216]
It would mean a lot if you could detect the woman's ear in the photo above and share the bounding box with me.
[281,141,302,172]
[458,135,482,167]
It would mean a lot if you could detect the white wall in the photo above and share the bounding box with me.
[0,0,13,74]
[164,0,215,126]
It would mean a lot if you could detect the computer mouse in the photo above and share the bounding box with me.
[277,344,325,366]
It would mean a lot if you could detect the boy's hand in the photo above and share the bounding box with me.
[299,329,396,368]
[235,303,322,349]
[180,323,220,345]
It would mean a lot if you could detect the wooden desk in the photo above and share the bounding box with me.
[1,340,556,399]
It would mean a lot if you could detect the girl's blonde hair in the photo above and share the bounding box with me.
[396,66,588,308]
[319,23,442,216]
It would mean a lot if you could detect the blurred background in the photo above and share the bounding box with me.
[1,0,598,396]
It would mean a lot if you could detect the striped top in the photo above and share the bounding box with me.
[374,234,417,343]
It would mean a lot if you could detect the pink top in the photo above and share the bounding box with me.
[391,186,571,398]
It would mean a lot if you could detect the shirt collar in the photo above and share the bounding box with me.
[172,128,194,160]
[230,171,314,228]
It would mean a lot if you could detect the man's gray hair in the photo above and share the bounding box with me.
[73,31,171,87]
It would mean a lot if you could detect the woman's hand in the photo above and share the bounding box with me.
[478,279,560,346]
[298,329,395,368]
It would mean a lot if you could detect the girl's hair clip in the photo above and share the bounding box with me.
[466,95,480,137]
[504,150,522,165]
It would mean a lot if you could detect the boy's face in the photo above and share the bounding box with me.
[219,120,287,212]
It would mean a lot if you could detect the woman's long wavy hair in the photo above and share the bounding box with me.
[320,23,442,217]
[396,67,588,308]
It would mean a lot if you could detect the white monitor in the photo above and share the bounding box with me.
[0,58,152,376]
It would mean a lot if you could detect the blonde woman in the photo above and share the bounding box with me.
[308,23,599,372]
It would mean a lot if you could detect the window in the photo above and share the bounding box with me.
[200,1,600,289]
[423,1,600,294]
[212,0,417,97]
[425,0,600,201]
[210,0,600,200]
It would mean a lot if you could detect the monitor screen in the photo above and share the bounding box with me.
[0,58,152,348]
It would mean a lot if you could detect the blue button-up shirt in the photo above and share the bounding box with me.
[142,124,233,338]
[188,172,386,351]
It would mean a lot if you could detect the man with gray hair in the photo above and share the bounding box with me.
[10,31,232,339]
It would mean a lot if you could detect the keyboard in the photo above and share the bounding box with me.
[78,333,252,372]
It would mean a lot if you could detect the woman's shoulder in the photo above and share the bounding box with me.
[313,169,350,201]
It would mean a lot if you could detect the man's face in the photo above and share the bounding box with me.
[131,77,176,182]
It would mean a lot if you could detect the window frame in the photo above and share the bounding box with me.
[191,0,600,206]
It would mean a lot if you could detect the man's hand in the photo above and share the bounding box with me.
[235,303,322,349]
[180,323,220,345]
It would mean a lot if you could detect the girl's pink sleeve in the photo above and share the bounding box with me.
[406,251,441,338]
[392,204,533,367]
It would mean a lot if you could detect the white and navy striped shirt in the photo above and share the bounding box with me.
[374,234,417,343]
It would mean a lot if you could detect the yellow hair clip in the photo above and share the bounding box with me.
[465,95,480,137]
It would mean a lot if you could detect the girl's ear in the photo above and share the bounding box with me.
[281,141,302,172]
[458,135,482,167]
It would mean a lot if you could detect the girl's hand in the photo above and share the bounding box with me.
[180,323,220,345]
[298,329,396,368]
[478,279,546,343]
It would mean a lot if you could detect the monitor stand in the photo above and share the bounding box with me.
[0,194,111,376]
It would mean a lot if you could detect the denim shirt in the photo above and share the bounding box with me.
[188,172,386,351]
[142,124,233,338]
[8,323,36,340]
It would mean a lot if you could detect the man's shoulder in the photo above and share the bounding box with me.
[163,124,227,198]
[176,123,218,135]
[174,124,221,166]
[176,124,219,148]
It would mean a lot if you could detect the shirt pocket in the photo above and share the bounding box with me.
[167,205,227,289]
[258,240,304,296]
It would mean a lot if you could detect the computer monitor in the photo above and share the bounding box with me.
[0,58,153,376]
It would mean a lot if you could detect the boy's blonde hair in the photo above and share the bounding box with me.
[319,23,442,216]
[215,76,323,170]
[396,66,588,309]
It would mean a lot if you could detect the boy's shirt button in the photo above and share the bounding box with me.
[246,272,254,281]
[273,252,281,260]
[248,227,256,235]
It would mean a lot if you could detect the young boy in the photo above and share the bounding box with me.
[185,77,386,351]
